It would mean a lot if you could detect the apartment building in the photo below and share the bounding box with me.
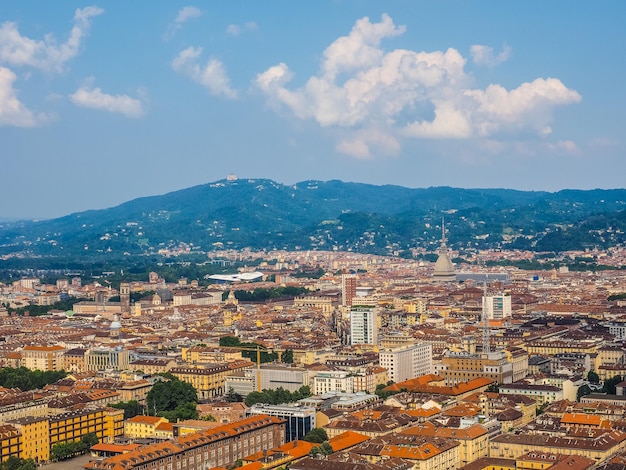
[379,342,433,383]
[85,415,285,470]
[21,345,65,372]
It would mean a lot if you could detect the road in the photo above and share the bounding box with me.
[40,454,95,470]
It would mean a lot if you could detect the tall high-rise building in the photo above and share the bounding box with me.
[350,306,378,345]
[341,272,357,307]
[483,294,512,320]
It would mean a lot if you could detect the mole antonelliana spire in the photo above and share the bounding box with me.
[432,217,456,282]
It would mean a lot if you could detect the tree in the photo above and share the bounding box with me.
[81,432,99,448]
[374,383,398,400]
[226,387,243,403]
[219,336,241,347]
[110,400,142,419]
[486,383,500,393]
[244,385,312,407]
[577,384,592,401]
[588,371,600,384]
[1,457,37,470]
[146,377,198,415]
[302,428,328,444]
[50,442,75,461]
[603,375,622,395]
[160,401,198,421]
[282,349,294,364]
[309,441,333,457]
[319,442,333,455]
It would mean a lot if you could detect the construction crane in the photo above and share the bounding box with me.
[219,345,285,392]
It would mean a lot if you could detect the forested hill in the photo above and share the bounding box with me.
[1,178,626,260]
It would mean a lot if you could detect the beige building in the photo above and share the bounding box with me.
[171,360,253,399]
[441,350,518,386]
[401,422,489,466]
[294,295,335,316]
[350,433,460,470]
[490,430,626,462]
[124,415,169,439]
[86,415,285,470]
[129,358,178,375]
[85,347,130,371]
[21,345,66,372]
[181,346,243,365]
[499,383,562,406]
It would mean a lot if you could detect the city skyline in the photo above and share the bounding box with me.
[0,2,623,219]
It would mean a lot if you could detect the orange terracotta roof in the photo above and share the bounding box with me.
[126,415,167,425]
[386,376,493,395]
[402,422,488,439]
[91,443,141,453]
[328,431,370,451]
[277,439,315,458]
[381,441,443,460]
[156,422,174,432]
[239,463,263,470]
[561,413,603,426]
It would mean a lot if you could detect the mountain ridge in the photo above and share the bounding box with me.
[2,178,626,259]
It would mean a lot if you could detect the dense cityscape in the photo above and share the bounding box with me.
[0,236,625,470]
[1,2,624,470]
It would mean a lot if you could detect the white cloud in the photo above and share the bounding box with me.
[337,128,400,159]
[226,21,257,36]
[465,78,581,136]
[547,140,579,154]
[0,66,41,126]
[69,83,145,118]
[172,47,237,99]
[175,6,202,24]
[254,14,581,158]
[0,6,103,72]
[470,44,512,67]
[166,6,202,40]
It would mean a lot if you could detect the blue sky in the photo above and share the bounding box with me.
[0,2,623,219]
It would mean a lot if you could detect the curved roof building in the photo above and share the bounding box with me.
[433,221,456,283]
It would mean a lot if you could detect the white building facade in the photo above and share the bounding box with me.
[379,343,433,383]
[350,306,378,345]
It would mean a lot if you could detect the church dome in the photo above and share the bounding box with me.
[432,219,456,282]
[433,250,456,282]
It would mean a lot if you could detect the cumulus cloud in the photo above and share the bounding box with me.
[470,44,512,67]
[0,6,103,72]
[172,47,237,99]
[165,6,202,40]
[254,14,580,158]
[0,66,42,126]
[337,128,400,159]
[226,21,257,36]
[69,82,145,118]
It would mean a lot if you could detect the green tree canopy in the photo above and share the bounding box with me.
[110,400,142,419]
[603,375,622,395]
[588,371,600,384]
[146,377,198,415]
[577,384,592,401]
[244,386,311,407]
[0,367,66,391]
[302,427,328,444]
